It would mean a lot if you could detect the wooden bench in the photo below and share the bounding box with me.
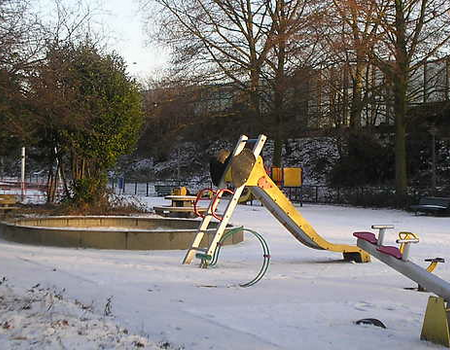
[0,194,20,215]
[153,205,207,218]
[410,197,450,216]
[154,185,174,197]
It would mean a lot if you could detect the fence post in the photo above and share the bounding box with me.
[134,182,138,195]
[21,147,26,201]
[300,186,303,207]
[315,186,318,203]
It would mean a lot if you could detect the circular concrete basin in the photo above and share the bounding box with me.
[0,216,243,250]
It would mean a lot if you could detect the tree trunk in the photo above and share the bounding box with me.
[350,61,364,129]
[46,164,56,203]
[392,0,409,198]
[273,135,283,168]
[249,68,261,133]
[270,0,287,168]
[392,74,408,197]
[272,62,285,168]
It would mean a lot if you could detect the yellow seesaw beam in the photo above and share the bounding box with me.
[239,154,370,263]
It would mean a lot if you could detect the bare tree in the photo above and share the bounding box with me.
[369,0,450,196]
[141,0,277,132]
[326,0,383,129]
[141,0,329,167]
[262,0,325,166]
[329,0,450,196]
[0,0,44,72]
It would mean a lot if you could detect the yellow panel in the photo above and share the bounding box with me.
[421,296,450,347]
[172,187,188,196]
[224,168,232,182]
[283,168,302,187]
[238,187,253,204]
[271,167,283,184]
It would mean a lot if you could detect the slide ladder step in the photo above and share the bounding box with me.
[195,253,213,261]
[191,248,207,253]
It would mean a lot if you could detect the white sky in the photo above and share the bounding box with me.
[98,0,168,78]
[35,0,169,79]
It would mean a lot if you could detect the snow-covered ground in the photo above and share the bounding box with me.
[1,196,450,349]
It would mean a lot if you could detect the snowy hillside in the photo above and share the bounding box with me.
[126,137,339,185]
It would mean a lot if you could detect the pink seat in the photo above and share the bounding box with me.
[377,245,402,259]
[353,232,377,244]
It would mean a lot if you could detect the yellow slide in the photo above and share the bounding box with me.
[230,149,370,263]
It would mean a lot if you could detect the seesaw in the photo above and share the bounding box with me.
[354,226,450,347]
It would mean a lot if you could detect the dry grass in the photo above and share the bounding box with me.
[4,194,150,218]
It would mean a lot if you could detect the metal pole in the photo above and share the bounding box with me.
[431,132,436,194]
[21,147,25,200]
[177,147,181,181]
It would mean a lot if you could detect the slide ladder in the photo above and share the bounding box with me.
[183,135,267,264]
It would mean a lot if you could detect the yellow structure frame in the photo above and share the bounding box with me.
[421,296,450,347]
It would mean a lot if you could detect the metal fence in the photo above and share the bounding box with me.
[108,178,213,197]
[0,176,54,203]
[4,175,445,207]
[110,179,448,207]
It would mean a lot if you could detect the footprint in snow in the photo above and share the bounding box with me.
[354,301,374,311]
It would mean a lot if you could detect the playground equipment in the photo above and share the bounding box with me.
[207,226,271,287]
[271,166,303,204]
[0,194,20,216]
[354,226,450,347]
[271,167,303,188]
[153,194,208,218]
[237,187,254,204]
[183,134,369,266]
[172,186,189,196]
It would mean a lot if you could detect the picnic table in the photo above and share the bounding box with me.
[166,195,197,207]
[153,195,207,218]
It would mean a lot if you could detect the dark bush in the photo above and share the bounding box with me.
[329,132,394,187]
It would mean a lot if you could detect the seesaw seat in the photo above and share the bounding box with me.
[353,232,402,259]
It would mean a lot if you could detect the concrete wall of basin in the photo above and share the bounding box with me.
[0,216,244,250]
